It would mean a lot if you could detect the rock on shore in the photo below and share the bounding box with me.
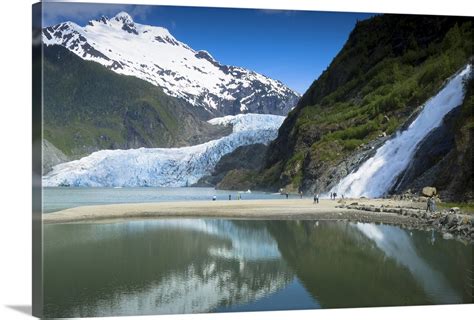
[338,200,473,242]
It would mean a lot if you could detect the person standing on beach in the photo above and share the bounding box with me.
[313,193,319,204]
[286,193,289,199]
[299,191,303,199]
[229,194,231,200]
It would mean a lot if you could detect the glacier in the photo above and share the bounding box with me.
[330,64,472,198]
[43,114,285,187]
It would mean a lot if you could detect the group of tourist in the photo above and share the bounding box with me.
[212,194,242,201]
[215,190,438,213]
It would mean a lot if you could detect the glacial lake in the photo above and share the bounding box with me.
[43,219,473,317]
[43,187,283,213]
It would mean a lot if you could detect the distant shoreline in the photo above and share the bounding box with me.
[43,198,424,227]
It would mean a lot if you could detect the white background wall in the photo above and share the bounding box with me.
[0,1,473,319]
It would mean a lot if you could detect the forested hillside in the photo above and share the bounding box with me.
[253,14,473,197]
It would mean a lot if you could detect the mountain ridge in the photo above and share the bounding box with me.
[42,11,300,116]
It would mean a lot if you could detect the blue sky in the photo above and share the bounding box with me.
[43,3,375,94]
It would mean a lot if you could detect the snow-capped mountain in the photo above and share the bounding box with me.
[43,114,285,187]
[42,12,300,116]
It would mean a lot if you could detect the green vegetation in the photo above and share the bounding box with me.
[261,15,473,191]
[457,77,474,129]
[43,45,214,157]
[217,169,258,190]
[438,202,474,214]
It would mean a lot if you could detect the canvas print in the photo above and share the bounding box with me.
[32,1,473,318]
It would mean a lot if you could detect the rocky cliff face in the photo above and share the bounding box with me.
[252,15,473,199]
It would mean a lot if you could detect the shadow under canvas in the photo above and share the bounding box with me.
[6,304,32,316]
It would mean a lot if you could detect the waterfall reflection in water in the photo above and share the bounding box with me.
[354,223,461,303]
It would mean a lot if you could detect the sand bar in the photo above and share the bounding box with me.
[43,198,423,226]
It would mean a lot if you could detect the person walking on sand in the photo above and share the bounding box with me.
[299,191,303,199]
[286,192,289,199]
[228,194,231,200]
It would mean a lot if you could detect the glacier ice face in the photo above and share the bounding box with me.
[42,12,300,115]
[330,64,472,198]
[43,114,285,187]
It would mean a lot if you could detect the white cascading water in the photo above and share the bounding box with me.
[330,64,472,198]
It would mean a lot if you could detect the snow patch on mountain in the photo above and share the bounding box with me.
[43,114,285,187]
[42,12,300,115]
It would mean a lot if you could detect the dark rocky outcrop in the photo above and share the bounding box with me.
[42,139,69,174]
[216,169,258,191]
[392,107,459,193]
[393,77,473,201]
[193,143,267,188]
[424,79,473,201]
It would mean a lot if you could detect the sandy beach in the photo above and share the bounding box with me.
[43,198,425,226]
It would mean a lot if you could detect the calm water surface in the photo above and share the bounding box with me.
[43,219,473,317]
[43,187,282,213]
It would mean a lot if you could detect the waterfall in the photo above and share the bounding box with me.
[330,64,472,198]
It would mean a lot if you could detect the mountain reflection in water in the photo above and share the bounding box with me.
[43,219,472,317]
